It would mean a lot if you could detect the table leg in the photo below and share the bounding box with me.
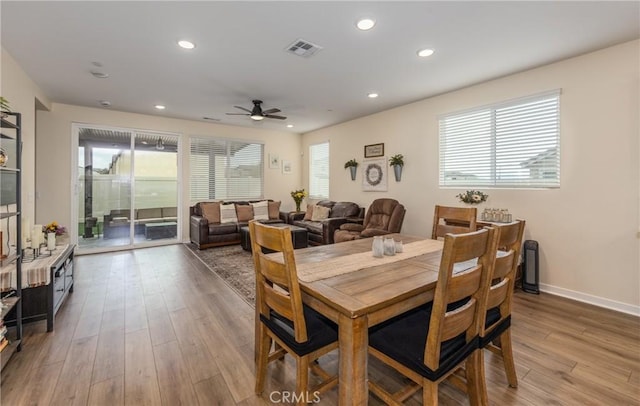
[338,313,368,405]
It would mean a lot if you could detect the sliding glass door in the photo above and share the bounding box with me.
[75,125,179,252]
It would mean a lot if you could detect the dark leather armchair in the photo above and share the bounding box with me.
[333,198,406,243]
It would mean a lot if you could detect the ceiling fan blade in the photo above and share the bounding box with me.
[265,114,287,120]
[233,106,252,113]
[225,112,249,116]
[262,108,281,115]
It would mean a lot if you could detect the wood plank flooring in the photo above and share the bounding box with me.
[1,244,638,405]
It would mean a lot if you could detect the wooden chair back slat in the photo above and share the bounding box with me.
[424,227,498,370]
[482,220,525,335]
[432,205,477,240]
[250,221,308,343]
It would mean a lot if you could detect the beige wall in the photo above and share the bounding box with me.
[302,40,640,313]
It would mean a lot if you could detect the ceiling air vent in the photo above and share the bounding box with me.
[286,39,323,58]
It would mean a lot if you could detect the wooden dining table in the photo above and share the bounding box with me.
[266,233,445,405]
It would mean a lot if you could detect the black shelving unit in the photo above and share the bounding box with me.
[0,112,23,371]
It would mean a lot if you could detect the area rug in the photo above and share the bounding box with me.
[185,243,256,306]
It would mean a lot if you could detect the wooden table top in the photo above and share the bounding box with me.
[290,234,444,322]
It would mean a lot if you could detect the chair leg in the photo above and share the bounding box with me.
[296,356,310,406]
[422,380,439,406]
[466,350,488,406]
[500,329,518,388]
[255,324,271,395]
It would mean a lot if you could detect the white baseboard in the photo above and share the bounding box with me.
[539,283,640,317]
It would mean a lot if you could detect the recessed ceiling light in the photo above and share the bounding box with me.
[178,40,195,49]
[155,105,166,110]
[368,93,379,99]
[356,18,376,31]
[99,100,111,107]
[287,124,294,128]
[417,48,435,58]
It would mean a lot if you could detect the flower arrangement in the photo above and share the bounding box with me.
[456,190,489,205]
[290,188,308,212]
[389,154,404,167]
[43,221,67,236]
[344,159,358,169]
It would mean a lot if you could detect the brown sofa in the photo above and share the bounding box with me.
[290,200,364,245]
[103,207,178,239]
[190,200,284,249]
[333,198,406,243]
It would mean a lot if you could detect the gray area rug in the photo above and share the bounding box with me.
[185,243,256,306]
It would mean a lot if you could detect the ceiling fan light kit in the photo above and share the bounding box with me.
[226,99,287,121]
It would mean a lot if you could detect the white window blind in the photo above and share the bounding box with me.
[439,91,560,188]
[190,136,263,202]
[309,142,329,199]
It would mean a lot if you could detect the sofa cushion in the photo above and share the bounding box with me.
[236,204,254,222]
[208,223,238,235]
[311,205,331,221]
[268,201,281,220]
[251,201,269,221]
[303,204,315,220]
[331,202,360,218]
[294,220,324,235]
[201,202,221,223]
[137,208,163,220]
[220,203,238,223]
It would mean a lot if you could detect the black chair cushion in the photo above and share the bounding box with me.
[260,305,338,356]
[480,307,511,347]
[369,303,478,381]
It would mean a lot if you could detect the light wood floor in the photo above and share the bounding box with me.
[1,244,638,405]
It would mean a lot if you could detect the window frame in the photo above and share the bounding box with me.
[189,136,264,202]
[308,141,330,200]
[439,90,561,189]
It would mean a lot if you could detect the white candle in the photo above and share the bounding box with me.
[32,224,42,246]
[21,216,30,247]
[47,232,56,250]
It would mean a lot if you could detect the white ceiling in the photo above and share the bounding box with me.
[2,1,638,134]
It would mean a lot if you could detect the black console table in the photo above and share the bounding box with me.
[7,244,75,332]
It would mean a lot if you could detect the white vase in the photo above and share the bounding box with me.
[47,232,56,250]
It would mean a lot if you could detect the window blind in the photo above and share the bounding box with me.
[439,91,560,188]
[309,142,329,199]
[190,136,263,202]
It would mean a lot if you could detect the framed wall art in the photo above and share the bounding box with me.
[282,160,292,174]
[269,153,280,169]
[362,158,388,192]
[364,143,384,158]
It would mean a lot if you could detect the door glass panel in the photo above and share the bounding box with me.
[78,129,132,249]
[133,133,178,243]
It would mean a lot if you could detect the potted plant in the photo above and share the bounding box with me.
[0,97,11,118]
[344,159,358,181]
[389,154,404,181]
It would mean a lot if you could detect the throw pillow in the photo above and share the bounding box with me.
[311,205,331,221]
[251,201,269,221]
[201,201,221,223]
[303,204,315,221]
[268,200,281,220]
[220,203,238,223]
[236,204,254,222]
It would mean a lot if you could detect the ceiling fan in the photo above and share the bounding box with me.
[226,99,287,121]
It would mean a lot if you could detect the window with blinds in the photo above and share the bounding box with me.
[190,136,264,202]
[309,142,329,199]
[439,90,560,188]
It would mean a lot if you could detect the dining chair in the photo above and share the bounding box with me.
[368,227,498,405]
[249,220,339,404]
[480,220,525,389]
[431,205,477,240]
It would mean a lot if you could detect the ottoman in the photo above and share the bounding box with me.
[240,223,308,252]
